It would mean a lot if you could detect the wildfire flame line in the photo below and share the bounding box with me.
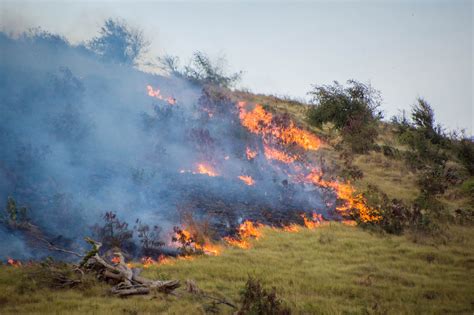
[146,85,177,105]
[237,100,381,223]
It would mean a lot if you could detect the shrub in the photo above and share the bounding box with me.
[159,52,242,88]
[238,277,291,315]
[456,138,474,176]
[306,80,382,153]
[460,177,474,201]
[92,211,135,253]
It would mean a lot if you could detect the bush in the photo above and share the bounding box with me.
[159,52,242,88]
[460,177,474,201]
[306,80,382,153]
[456,138,474,176]
[238,277,291,315]
[92,211,135,253]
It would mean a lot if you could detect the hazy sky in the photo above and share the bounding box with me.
[1,0,472,133]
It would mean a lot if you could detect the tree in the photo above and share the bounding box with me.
[88,19,148,65]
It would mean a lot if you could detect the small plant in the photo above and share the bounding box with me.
[134,219,164,257]
[238,277,291,315]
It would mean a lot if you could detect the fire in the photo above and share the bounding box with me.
[237,102,321,151]
[301,212,324,229]
[7,258,22,268]
[146,85,177,105]
[263,144,296,163]
[282,224,299,232]
[304,168,381,223]
[224,220,262,249]
[195,242,221,256]
[173,227,221,256]
[111,256,121,264]
[141,256,155,268]
[246,147,257,160]
[196,163,218,177]
[238,175,255,186]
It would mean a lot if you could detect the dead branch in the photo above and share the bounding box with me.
[80,239,180,296]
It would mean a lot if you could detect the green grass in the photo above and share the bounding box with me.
[1,224,473,314]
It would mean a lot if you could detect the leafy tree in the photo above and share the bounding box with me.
[307,80,382,153]
[88,19,148,65]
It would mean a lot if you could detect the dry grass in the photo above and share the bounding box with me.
[1,224,473,314]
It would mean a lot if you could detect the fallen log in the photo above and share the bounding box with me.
[81,238,180,296]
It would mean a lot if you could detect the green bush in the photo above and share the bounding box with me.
[238,277,291,315]
[306,80,382,153]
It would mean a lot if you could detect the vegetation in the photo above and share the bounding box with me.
[159,52,242,88]
[1,224,473,314]
[88,18,148,65]
[307,80,383,153]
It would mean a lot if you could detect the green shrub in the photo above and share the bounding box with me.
[306,80,382,153]
[238,277,291,315]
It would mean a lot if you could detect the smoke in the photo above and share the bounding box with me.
[0,27,329,260]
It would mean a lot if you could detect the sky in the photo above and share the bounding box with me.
[1,0,472,133]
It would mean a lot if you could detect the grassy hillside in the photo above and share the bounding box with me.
[1,91,472,314]
[1,223,473,314]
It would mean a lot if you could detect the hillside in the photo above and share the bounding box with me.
[1,24,473,315]
[1,224,473,314]
[1,91,473,314]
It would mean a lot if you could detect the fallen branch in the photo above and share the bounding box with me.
[81,238,180,296]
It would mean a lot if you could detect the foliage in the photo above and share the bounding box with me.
[134,219,164,257]
[88,18,148,65]
[92,211,134,253]
[159,51,242,88]
[455,138,474,176]
[2,196,28,225]
[238,277,291,315]
[306,80,382,153]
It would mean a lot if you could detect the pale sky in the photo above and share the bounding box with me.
[1,0,472,133]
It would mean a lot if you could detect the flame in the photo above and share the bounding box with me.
[238,102,321,151]
[301,212,324,229]
[246,147,257,160]
[195,242,221,256]
[196,163,218,177]
[263,144,296,163]
[141,256,155,268]
[7,258,22,268]
[282,224,299,232]
[174,227,221,256]
[224,220,262,249]
[238,175,255,186]
[111,256,121,264]
[304,168,381,223]
[146,85,177,105]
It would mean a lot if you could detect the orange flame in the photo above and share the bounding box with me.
[224,220,262,249]
[195,242,222,256]
[146,85,177,105]
[141,256,155,268]
[238,102,321,151]
[282,224,299,232]
[246,147,257,160]
[196,163,218,177]
[238,175,255,186]
[111,256,121,264]
[301,212,324,229]
[263,144,296,164]
[305,168,381,223]
[7,258,22,268]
